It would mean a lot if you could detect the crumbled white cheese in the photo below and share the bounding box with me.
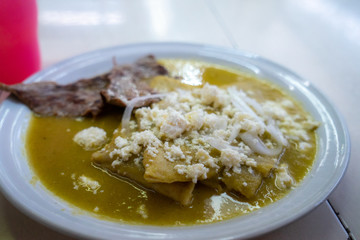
[220,149,244,169]
[135,107,153,130]
[110,130,162,161]
[196,149,217,168]
[213,129,231,141]
[237,141,252,155]
[111,160,121,168]
[263,101,289,121]
[145,146,159,157]
[275,164,294,189]
[287,129,310,141]
[174,163,209,183]
[200,83,230,108]
[73,127,107,151]
[164,142,185,162]
[77,175,101,194]
[240,118,265,135]
[159,109,189,139]
[177,89,196,104]
[200,84,219,105]
[132,130,162,147]
[220,148,257,170]
[156,92,179,109]
[204,113,228,130]
[185,110,204,130]
[110,146,133,160]
[115,136,128,149]
[129,120,137,130]
[174,137,186,146]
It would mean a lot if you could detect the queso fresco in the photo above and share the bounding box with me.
[25,58,318,225]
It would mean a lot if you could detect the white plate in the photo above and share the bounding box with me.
[0,42,350,239]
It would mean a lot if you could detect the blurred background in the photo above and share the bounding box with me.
[1,0,359,239]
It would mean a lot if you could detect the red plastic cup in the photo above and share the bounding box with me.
[0,0,41,85]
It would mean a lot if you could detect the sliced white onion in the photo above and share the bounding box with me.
[227,87,288,156]
[240,132,282,156]
[240,92,265,116]
[228,88,262,122]
[228,125,241,143]
[266,119,288,146]
[121,93,167,135]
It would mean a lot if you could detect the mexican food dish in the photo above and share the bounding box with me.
[1,56,318,225]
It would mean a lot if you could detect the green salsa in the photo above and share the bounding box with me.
[26,60,317,225]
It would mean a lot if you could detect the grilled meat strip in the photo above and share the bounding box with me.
[0,55,168,117]
[0,75,109,117]
[101,55,168,107]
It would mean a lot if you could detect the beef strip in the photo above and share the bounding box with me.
[0,55,168,117]
[101,55,168,107]
[0,75,109,117]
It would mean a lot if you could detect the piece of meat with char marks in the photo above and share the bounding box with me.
[0,55,168,117]
[101,55,168,107]
[0,75,109,117]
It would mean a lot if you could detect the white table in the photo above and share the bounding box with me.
[1,0,359,239]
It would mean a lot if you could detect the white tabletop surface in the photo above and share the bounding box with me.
[1,0,359,239]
